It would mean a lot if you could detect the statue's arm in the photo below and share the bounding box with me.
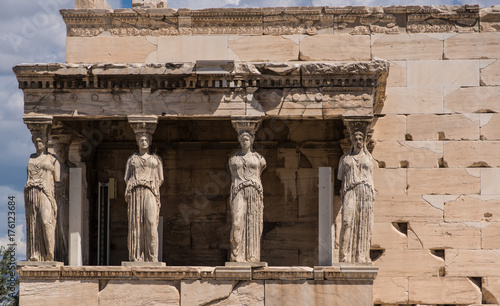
[53,156,61,183]
[337,156,345,181]
[157,155,164,185]
[260,154,267,171]
[124,156,131,182]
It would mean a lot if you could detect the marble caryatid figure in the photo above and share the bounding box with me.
[125,116,164,262]
[24,116,60,261]
[229,117,266,263]
[338,120,374,263]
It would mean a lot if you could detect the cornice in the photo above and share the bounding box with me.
[58,5,492,36]
[13,60,388,119]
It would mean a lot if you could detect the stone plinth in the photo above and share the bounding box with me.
[121,261,166,267]
[17,261,64,267]
[17,265,377,306]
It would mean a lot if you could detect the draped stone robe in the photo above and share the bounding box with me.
[228,151,266,262]
[25,153,60,261]
[337,149,374,263]
[125,153,163,262]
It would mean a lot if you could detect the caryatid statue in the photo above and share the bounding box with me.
[228,116,266,263]
[337,120,375,263]
[125,116,164,262]
[24,115,60,261]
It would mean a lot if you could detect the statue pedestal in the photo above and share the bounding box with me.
[224,261,268,268]
[121,261,166,267]
[17,261,63,267]
[17,264,377,305]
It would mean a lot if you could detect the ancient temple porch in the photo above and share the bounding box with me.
[14,59,387,304]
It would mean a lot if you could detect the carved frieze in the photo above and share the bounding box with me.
[61,5,485,37]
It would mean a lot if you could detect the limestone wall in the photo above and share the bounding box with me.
[63,5,500,305]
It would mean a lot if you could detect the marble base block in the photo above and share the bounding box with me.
[215,266,252,280]
[121,261,166,267]
[225,262,268,268]
[17,261,64,267]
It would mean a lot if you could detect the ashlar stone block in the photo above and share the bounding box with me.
[407,60,479,88]
[386,61,407,87]
[299,34,371,61]
[480,59,500,86]
[445,87,500,113]
[481,168,500,195]
[374,249,444,277]
[381,87,443,114]
[445,195,500,222]
[66,37,157,63]
[408,277,481,305]
[373,277,409,304]
[373,168,407,196]
[444,141,500,168]
[375,195,444,223]
[180,280,264,306]
[407,168,480,195]
[371,222,407,250]
[229,35,299,62]
[157,36,228,62]
[371,141,442,168]
[480,114,500,140]
[482,222,500,249]
[371,115,406,141]
[444,33,500,60]
[445,249,500,277]
[264,280,373,306]
[98,280,179,305]
[407,114,480,141]
[20,280,98,306]
[372,33,443,61]
[483,277,500,304]
[407,222,481,250]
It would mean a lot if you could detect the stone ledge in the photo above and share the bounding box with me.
[16,265,377,281]
[14,61,388,119]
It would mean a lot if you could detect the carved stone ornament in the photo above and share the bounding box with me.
[132,0,168,8]
[231,116,263,136]
[128,115,159,135]
[23,115,61,262]
[125,116,164,262]
[228,116,266,263]
[337,118,375,263]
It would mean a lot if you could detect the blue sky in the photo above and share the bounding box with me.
[0,0,497,260]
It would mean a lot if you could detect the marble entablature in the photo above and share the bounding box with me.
[14,61,388,119]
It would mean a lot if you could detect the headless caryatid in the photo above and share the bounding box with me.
[125,116,164,262]
[337,120,374,263]
[24,117,60,262]
[228,117,266,263]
